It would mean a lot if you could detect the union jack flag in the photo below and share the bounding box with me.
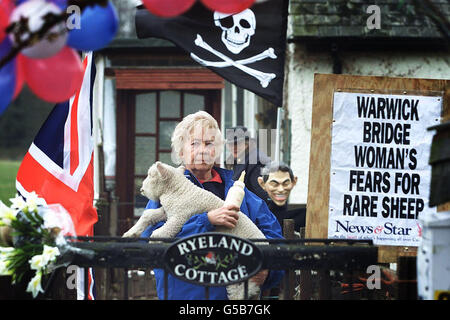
[15,52,97,300]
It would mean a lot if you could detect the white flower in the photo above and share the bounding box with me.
[0,259,12,276]
[0,201,17,226]
[9,194,27,212]
[29,245,61,273]
[0,247,14,257]
[42,245,60,264]
[0,249,14,276]
[26,271,44,298]
[29,254,46,271]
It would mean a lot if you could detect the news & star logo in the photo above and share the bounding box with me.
[335,220,422,237]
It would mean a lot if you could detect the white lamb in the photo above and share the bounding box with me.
[123,161,267,300]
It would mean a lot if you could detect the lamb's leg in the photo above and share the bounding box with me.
[123,207,166,238]
[150,215,186,239]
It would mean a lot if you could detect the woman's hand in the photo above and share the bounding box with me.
[207,204,240,229]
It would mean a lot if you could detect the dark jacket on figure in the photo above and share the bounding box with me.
[267,201,306,232]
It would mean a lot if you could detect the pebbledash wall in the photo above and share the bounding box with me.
[284,0,450,205]
[285,44,450,205]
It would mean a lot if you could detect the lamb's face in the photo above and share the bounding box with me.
[140,162,186,200]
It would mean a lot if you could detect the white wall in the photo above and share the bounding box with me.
[286,43,450,205]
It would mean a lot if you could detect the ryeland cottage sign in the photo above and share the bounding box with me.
[164,233,262,286]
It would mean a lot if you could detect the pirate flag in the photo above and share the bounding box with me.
[135,0,288,107]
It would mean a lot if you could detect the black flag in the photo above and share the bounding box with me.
[135,0,288,106]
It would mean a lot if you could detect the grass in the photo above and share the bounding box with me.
[0,160,21,205]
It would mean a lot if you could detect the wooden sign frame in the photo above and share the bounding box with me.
[306,73,449,263]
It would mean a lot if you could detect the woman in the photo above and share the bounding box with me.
[141,111,283,300]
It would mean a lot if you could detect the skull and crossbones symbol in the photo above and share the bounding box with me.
[190,9,277,88]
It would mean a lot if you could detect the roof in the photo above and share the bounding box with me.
[104,0,449,50]
[288,0,449,42]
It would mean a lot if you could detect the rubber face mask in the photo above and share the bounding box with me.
[261,171,297,206]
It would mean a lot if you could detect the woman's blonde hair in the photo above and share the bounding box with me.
[171,111,224,165]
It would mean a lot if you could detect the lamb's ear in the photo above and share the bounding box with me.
[155,162,169,180]
[177,165,185,175]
